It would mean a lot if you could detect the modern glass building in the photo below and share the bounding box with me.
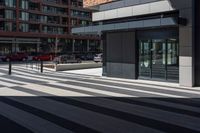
[73,0,200,87]
[0,0,101,56]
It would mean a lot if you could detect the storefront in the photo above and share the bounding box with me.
[72,0,198,87]
[102,27,179,82]
[137,28,179,82]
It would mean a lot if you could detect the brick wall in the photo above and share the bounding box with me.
[83,0,113,7]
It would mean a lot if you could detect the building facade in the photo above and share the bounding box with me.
[0,0,101,56]
[72,0,200,87]
[83,0,113,7]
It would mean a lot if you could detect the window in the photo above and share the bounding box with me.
[20,0,28,9]
[4,22,16,31]
[5,0,16,7]
[41,16,47,23]
[19,23,29,32]
[5,10,16,19]
[20,12,29,21]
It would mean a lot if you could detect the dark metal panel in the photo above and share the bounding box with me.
[122,31,135,64]
[106,32,123,63]
[106,31,136,64]
[137,28,178,40]
[102,33,107,66]
[194,0,200,85]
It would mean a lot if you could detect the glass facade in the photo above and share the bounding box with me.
[19,0,28,9]
[20,12,29,21]
[5,10,16,19]
[0,44,11,55]
[4,22,16,31]
[19,23,29,32]
[5,0,16,7]
[139,39,179,81]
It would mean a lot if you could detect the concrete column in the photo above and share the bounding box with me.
[179,26,194,87]
[179,2,194,87]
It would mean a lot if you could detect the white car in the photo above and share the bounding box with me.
[94,53,102,63]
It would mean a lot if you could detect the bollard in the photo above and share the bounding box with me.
[41,60,43,73]
[26,60,28,68]
[37,62,39,71]
[8,60,11,75]
[31,61,33,69]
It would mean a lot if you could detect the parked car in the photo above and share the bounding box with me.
[0,55,6,62]
[93,53,103,63]
[33,54,54,61]
[54,54,81,64]
[80,53,95,60]
[2,52,28,62]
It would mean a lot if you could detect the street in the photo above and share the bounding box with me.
[0,64,200,133]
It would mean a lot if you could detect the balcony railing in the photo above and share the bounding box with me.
[43,0,60,4]
[47,20,59,24]
[29,7,40,11]
[29,29,39,32]
[29,18,41,22]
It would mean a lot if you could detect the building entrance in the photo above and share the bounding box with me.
[138,39,179,81]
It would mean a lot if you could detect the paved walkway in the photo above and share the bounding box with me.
[0,64,200,133]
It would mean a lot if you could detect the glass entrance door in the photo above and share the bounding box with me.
[166,39,179,81]
[151,39,166,79]
[138,39,179,81]
[139,40,151,78]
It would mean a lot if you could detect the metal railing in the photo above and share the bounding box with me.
[25,60,44,73]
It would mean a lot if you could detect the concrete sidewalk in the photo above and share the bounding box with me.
[66,68,102,77]
[65,68,200,90]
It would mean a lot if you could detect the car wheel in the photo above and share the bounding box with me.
[6,58,10,62]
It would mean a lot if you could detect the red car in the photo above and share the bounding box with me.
[33,54,54,61]
[2,53,28,62]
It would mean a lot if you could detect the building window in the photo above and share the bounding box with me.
[5,10,16,19]
[40,16,47,23]
[4,22,16,31]
[19,23,29,32]
[20,0,28,9]
[20,11,29,21]
[71,19,77,26]
[5,0,16,7]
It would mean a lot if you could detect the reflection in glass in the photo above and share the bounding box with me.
[139,40,151,77]
[138,39,179,81]
[151,39,166,79]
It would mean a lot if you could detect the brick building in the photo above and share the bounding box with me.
[0,0,100,56]
[83,0,113,7]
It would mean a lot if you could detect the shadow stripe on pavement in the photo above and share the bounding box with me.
[49,96,200,133]
[152,98,200,108]
[0,97,100,133]
[107,97,200,118]
[0,113,33,133]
